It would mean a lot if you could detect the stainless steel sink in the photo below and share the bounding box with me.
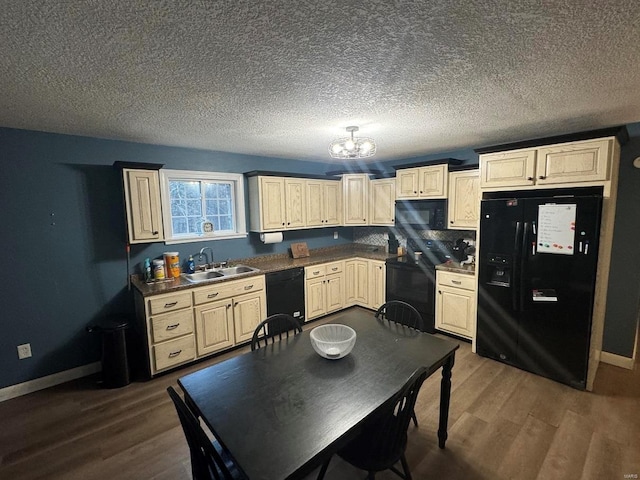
[182,265,260,283]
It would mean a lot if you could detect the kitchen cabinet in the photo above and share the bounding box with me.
[284,178,306,229]
[369,178,395,225]
[342,174,369,225]
[305,261,344,320]
[448,169,480,230]
[396,164,448,199]
[368,260,386,310]
[134,290,196,376]
[193,275,266,355]
[306,180,342,227]
[479,138,613,190]
[122,168,164,243]
[435,271,475,339]
[248,176,306,232]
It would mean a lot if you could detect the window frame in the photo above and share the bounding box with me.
[159,169,247,244]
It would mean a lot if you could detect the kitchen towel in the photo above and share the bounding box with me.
[260,232,283,244]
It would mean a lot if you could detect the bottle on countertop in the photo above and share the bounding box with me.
[187,255,196,274]
[143,258,152,283]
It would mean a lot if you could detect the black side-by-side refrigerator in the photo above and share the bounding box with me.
[476,192,602,389]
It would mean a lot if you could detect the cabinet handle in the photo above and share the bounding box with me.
[527,177,534,181]
[282,222,285,225]
[152,231,159,235]
[438,290,442,294]
[164,301,178,308]
[227,303,232,309]
[287,222,290,225]
[419,191,423,194]
[244,284,254,290]
[168,350,182,358]
[207,292,219,298]
[331,267,338,271]
[451,280,462,285]
[166,323,179,330]
[313,271,320,275]
[538,175,546,180]
[414,191,417,194]
[450,220,454,224]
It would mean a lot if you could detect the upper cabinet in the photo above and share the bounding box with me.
[248,176,314,232]
[369,178,396,226]
[395,164,448,199]
[448,170,480,230]
[122,168,164,243]
[306,179,342,228]
[342,174,369,225]
[479,138,614,191]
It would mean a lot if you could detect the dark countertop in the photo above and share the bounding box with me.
[132,244,396,297]
[435,261,476,275]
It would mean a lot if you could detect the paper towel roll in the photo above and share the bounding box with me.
[260,232,283,244]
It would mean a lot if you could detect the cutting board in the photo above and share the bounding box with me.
[290,242,310,258]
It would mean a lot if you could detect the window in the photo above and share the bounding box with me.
[159,169,247,243]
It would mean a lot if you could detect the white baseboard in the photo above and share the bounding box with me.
[0,362,101,403]
[600,351,635,370]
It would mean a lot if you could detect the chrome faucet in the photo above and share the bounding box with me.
[198,247,215,269]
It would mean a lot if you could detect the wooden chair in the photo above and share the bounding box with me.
[375,300,423,427]
[317,368,429,480]
[374,300,424,331]
[250,313,302,351]
[167,386,245,480]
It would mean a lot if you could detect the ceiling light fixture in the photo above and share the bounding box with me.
[329,126,376,159]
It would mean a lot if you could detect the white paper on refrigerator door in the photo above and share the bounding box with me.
[537,204,576,255]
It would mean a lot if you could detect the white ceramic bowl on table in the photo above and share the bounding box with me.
[310,324,357,359]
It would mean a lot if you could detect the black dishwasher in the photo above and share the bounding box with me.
[266,268,305,329]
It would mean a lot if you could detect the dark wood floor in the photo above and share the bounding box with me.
[1,308,638,480]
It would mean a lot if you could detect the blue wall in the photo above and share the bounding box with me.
[2,124,639,390]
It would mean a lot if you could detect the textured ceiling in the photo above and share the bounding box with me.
[1,1,639,163]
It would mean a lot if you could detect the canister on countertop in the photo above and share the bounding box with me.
[153,259,166,280]
[164,252,180,278]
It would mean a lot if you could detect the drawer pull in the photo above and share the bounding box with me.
[168,350,182,358]
[164,301,178,308]
[207,292,219,298]
[166,324,179,330]
[451,280,462,285]
[313,270,320,275]
[244,284,254,290]
[331,267,338,271]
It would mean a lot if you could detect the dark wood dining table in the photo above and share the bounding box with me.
[178,308,459,480]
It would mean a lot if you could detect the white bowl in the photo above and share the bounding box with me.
[310,324,357,359]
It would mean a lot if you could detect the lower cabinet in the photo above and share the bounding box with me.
[435,271,476,339]
[345,258,386,310]
[305,261,345,321]
[136,275,266,376]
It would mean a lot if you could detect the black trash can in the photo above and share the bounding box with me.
[87,317,131,388]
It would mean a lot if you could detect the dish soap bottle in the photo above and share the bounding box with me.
[143,258,152,283]
[187,255,196,274]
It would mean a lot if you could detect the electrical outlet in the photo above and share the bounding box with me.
[17,343,32,360]
[333,231,338,240]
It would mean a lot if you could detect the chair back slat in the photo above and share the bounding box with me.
[375,300,424,331]
[251,314,302,351]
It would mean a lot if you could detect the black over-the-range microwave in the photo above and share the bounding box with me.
[395,200,447,229]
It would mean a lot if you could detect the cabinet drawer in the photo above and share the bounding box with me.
[305,265,327,279]
[148,291,192,315]
[153,335,196,371]
[150,309,194,343]
[193,275,265,305]
[324,261,344,275]
[437,271,475,291]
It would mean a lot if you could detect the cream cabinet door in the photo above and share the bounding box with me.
[479,149,537,188]
[368,260,386,310]
[344,261,357,307]
[305,181,324,227]
[285,178,306,229]
[123,169,164,243]
[323,181,342,226]
[369,178,395,225]
[194,300,235,356]
[536,139,610,185]
[448,170,480,230]
[343,174,369,225]
[260,177,286,230]
[233,292,266,344]
[436,285,475,339]
[396,168,420,199]
[305,277,326,320]
[354,260,369,306]
[325,274,345,313]
[419,165,447,198]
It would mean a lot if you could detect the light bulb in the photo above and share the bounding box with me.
[360,142,371,153]
[331,144,343,154]
[345,139,355,150]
